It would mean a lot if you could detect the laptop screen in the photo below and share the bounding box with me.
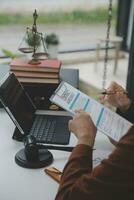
[0,73,36,134]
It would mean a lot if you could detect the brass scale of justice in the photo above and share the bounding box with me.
[18,0,113,91]
[18,9,48,65]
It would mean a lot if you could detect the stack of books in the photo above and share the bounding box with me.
[10,58,61,84]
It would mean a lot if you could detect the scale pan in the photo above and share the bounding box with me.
[18,47,34,53]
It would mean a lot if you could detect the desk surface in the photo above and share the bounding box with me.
[0,109,114,200]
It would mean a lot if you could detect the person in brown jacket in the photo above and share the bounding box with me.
[55,82,134,200]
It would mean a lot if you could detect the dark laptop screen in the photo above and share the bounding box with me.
[0,73,36,134]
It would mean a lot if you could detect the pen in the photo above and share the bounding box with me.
[101,91,128,95]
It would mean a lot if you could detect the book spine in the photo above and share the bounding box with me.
[11,71,59,79]
[10,66,59,73]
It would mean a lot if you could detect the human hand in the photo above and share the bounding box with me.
[68,110,97,147]
[100,81,131,112]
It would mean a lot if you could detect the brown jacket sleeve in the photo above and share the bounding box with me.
[55,126,134,200]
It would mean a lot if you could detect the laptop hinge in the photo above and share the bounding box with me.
[12,127,26,141]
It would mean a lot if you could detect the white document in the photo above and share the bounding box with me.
[93,149,112,168]
[52,149,112,171]
[50,81,132,141]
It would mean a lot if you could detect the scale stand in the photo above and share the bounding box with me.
[18,9,48,64]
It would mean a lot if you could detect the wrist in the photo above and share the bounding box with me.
[118,99,131,113]
[77,136,95,147]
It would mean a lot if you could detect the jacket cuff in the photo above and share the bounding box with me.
[69,144,93,160]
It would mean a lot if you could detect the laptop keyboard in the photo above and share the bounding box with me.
[30,115,70,144]
[30,115,57,143]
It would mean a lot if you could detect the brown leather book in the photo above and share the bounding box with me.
[18,77,59,84]
[11,70,59,79]
[10,58,61,73]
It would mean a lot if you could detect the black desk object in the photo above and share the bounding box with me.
[60,68,79,89]
[22,68,79,109]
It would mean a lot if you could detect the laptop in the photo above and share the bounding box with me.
[0,73,72,145]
